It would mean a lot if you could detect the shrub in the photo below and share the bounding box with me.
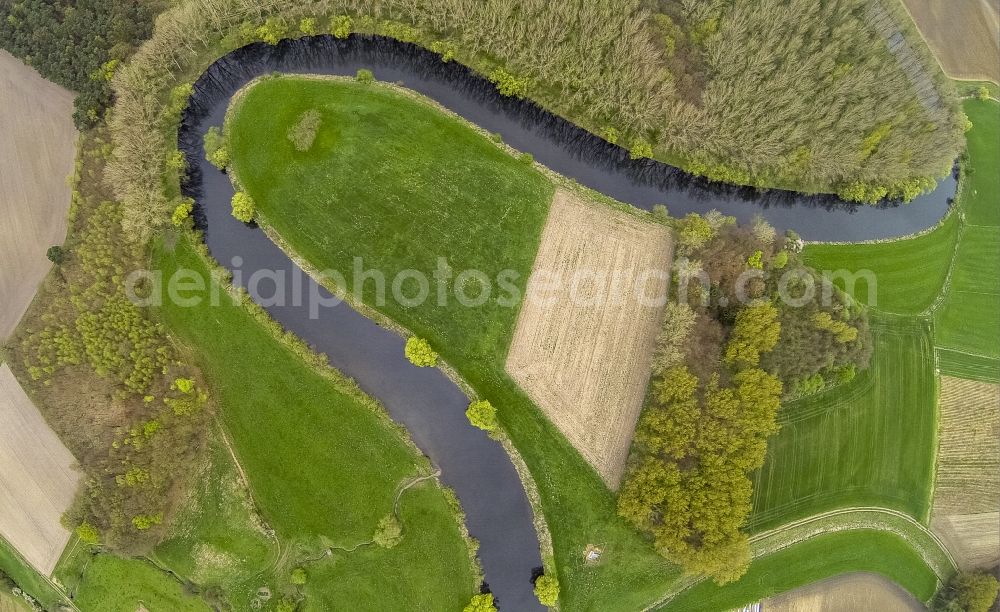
[331,15,352,39]
[488,67,528,98]
[356,68,374,84]
[287,109,322,151]
[404,337,437,367]
[290,567,307,585]
[131,513,162,531]
[977,86,990,101]
[519,152,534,164]
[534,574,560,606]
[602,126,620,144]
[203,126,229,170]
[466,400,498,433]
[76,522,100,545]
[299,17,317,36]
[373,514,403,548]
[629,139,654,160]
[430,40,457,62]
[171,198,194,227]
[231,192,255,223]
[255,17,288,45]
[463,594,496,612]
[46,245,65,265]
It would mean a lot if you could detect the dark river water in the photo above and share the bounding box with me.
[179,34,956,611]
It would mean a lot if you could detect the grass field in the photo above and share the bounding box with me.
[152,236,477,610]
[749,315,937,530]
[661,530,939,611]
[0,50,76,340]
[0,537,66,610]
[153,434,276,610]
[55,546,209,612]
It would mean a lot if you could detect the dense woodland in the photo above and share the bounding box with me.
[618,213,872,582]
[0,0,157,127]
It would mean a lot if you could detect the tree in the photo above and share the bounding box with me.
[299,18,317,36]
[977,86,991,101]
[935,571,999,612]
[46,245,66,265]
[404,337,437,367]
[356,69,374,84]
[725,300,780,366]
[534,574,560,607]
[489,67,528,98]
[675,213,716,252]
[76,522,100,545]
[203,126,230,170]
[466,400,499,433]
[290,567,307,585]
[463,594,497,612]
[331,15,352,39]
[231,192,255,223]
[630,139,654,160]
[171,198,194,227]
[373,514,403,548]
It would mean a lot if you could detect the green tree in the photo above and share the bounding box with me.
[675,213,716,252]
[76,522,100,545]
[290,567,308,585]
[725,300,781,366]
[373,514,403,548]
[404,337,437,366]
[331,15,352,39]
[356,68,374,84]
[630,139,654,160]
[935,571,1000,612]
[977,86,990,101]
[299,17,317,36]
[203,126,230,170]
[534,574,560,607]
[463,593,497,612]
[466,400,499,433]
[231,192,255,223]
[46,245,66,265]
[171,198,194,227]
[488,67,528,98]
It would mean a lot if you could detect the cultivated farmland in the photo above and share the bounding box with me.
[764,572,923,612]
[930,376,1000,569]
[900,0,1000,82]
[506,190,672,487]
[749,315,937,531]
[0,50,76,340]
[0,364,80,574]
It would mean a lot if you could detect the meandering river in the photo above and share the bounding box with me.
[179,34,956,610]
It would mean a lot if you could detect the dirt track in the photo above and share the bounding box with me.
[0,50,76,341]
[900,0,1000,82]
[765,572,924,612]
[0,364,81,575]
[506,189,672,488]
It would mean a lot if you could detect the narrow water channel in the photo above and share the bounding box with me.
[178,34,957,610]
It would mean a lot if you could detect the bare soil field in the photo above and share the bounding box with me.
[0,364,81,575]
[0,50,76,341]
[505,189,672,487]
[764,572,924,612]
[930,376,1000,569]
[900,0,1000,83]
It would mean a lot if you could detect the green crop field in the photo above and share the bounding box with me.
[660,530,939,611]
[151,236,477,610]
[0,537,66,610]
[749,315,938,530]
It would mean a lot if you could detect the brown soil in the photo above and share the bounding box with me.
[0,50,76,341]
[505,189,673,488]
[765,572,925,612]
[0,364,81,574]
[900,0,1000,82]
